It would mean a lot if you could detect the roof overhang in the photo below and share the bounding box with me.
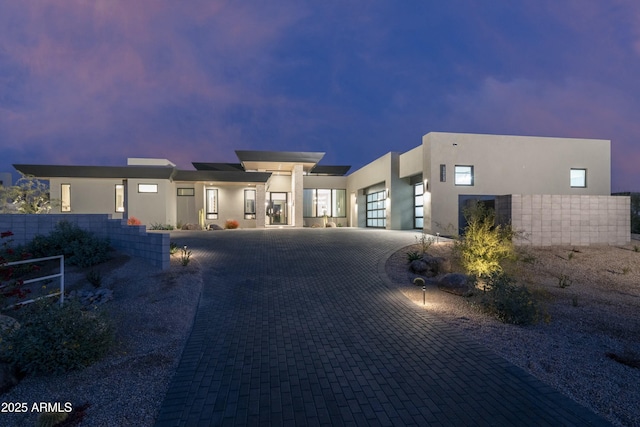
[13,165,175,180]
[235,150,325,173]
[173,170,271,184]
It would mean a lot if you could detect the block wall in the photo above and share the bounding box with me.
[496,195,630,246]
[0,214,169,269]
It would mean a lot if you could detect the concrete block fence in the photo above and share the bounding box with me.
[496,195,631,246]
[0,214,169,269]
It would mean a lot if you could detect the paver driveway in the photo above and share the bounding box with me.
[155,228,608,426]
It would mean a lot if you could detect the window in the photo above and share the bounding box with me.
[414,183,424,229]
[454,165,474,186]
[115,184,125,212]
[138,183,158,193]
[206,188,218,219]
[303,189,347,217]
[177,188,195,196]
[366,190,386,228]
[440,164,446,182]
[570,169,587,188]
[61,184,71,212]
[244,189,256,219]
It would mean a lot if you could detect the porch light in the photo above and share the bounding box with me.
[385,188,390,199]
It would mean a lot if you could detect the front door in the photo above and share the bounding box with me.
[268,192,288,225]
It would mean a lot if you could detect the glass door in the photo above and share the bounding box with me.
[268,192,288,225]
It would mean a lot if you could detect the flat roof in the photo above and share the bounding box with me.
[235,150,325,172]
[192,162,245,172]
[173,170,271,183]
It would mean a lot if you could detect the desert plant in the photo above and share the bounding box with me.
[571,295,579,307]
[169,242,179,255]
[224,220,239,229]
[23,221,111,268]
[180,246,192,266]
[0,173,58,214]
[558,274,572,288]
[454,202,516,278]
[634,245,639,253]
[415,232,435,254]
[127,216,142,226]
[149,223,174,230]
[622,266,631,275]
[567,251,574,261]
[36,411,69,427]
[406,251,422,262]
[477,273,540,325]
[1,300,113,375]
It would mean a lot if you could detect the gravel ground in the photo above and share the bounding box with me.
[0,253,203,427]
[385,237,640,427]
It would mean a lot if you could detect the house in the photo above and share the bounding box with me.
[14,132,616,238]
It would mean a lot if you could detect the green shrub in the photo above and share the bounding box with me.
[454,202,516,278]
[415,232,434,254]
[149,223,174,230]
[478,273,540,325]
[23,221,111,268]
[169,242,179,255]
[86,270,102,288]
[406,251,421,262]
[1,301,113,375]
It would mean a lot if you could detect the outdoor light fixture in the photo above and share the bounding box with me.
[423,285,426,306]
[436,232,440,243]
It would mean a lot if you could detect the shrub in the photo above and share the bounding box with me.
[169,242,179,255]
[454,202,516,278]
[415,231,435,254]
[406,251,421,262]
[477,273,540,325]
[127,216,142,226]
[149,223,174,230]
[224,220,239,229]
[86,270,102,288]
[1,301,113,375]
[23,221,111,268]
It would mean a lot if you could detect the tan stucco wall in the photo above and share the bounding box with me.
[399,145,423,179]
[424,133,611,234]
[127,178,175,226]
[49,177,125,219]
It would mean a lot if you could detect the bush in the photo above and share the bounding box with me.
[23,221,111,268]
[477,273,539,325]
[454,202,516,278]
[149,223,174,230]
[224,220,239,229]
[127,216,142,226]
[1,301,113,375]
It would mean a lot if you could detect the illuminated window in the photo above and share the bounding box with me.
[206,188,218,219]
[115,184,125,212]
[414,183,424,229]
[61,184,71,212]
[570,169,586,188]
[303,189,346,217]
[366,190,386,228]
[138,183,158,193]
[454,165,474,186]
[177,188,195,196]
[244,189,256,219]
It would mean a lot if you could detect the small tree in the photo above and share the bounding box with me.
[454,201,516,278]
[0,174,57,214]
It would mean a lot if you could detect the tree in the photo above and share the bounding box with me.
[0,174,56,214]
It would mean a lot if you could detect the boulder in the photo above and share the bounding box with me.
[410,259,429,274]
[181,223,202,230]
[326,222,337,228]
[438,273,473,296]
[208,224,223,231]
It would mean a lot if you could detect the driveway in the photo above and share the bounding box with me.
[155,228,608,426]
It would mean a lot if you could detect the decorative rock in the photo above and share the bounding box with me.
[68,289,114,307]
[181,223,202,230]
[208,224,223,231]
[410,259,429,274]
[438,273,473,296]
[326,222,337,228]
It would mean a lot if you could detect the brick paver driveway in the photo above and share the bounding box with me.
[155,228,608,426]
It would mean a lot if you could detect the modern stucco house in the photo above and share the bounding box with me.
[14,132,614,236]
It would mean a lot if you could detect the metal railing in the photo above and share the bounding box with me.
[1,255,64,309]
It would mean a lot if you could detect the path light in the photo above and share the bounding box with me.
[423,285,426,306]
[412,277,426,306]
[436,232,440,244]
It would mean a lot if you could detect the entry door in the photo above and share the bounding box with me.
[269,192,288,225]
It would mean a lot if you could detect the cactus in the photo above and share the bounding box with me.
[36,412,68,427]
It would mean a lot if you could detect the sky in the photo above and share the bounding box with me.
[0,1,639,191]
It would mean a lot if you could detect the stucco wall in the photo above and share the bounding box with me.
[496,195,630,246]
[49,177,125,219]
[424,133,611,234]
[0,214,169,269]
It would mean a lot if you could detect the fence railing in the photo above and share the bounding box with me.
[1,255,64,309]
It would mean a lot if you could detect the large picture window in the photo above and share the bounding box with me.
[570,169,587,188]
[454,165,474,186]
[244,189,256,219]
[61,184,71,212]
[366,190,386,228]
[206,188,218,219]
[115,184,125,212]
[303,189,346,217]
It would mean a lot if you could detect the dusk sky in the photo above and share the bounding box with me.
[1,1,639,191]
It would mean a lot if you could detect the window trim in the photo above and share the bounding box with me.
[138,183,158,193]
[205,188,218,220]
[303,188,347,218]
[570,168,587,188]
[454,165,474,186]
[115,184,125,213]
[414,182,424,229]
[244,189,256,219]
[366,190,387,228]
[440,164,446,182]
[61,183,71,212]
